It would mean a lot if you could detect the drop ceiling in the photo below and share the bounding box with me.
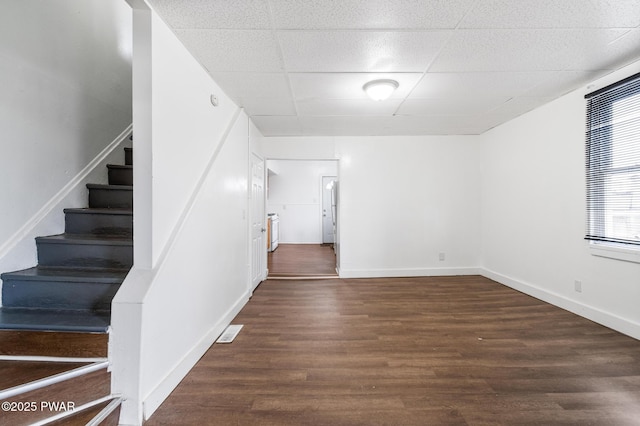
[147,0,640,136]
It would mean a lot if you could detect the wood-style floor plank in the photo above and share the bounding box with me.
[0,330,107,357]
[146,276,640,425]
[0,361,87,389]
[268,244,337,277]
[0,369,110,425]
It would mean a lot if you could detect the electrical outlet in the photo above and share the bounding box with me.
[438,252,445,261]
[574,280,582,293]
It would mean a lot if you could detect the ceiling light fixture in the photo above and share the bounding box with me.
[363,79,399,101]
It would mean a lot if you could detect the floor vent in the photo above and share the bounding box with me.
[216,324,243,344]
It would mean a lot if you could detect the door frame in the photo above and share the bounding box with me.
[263,158,341,275]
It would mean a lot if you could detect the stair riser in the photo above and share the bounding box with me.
[65,212,133,236]
[125,147,132,165]
[37,243,132,269]
[88,188,132,209]
[108,167,132,185]
[2,280,120,311]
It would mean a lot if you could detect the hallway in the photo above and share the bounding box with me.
[267,244,337,278]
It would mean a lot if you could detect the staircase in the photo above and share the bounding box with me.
[0,146,133,332]
[0,144,132,425]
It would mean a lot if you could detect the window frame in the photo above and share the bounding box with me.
[585,71,640,263]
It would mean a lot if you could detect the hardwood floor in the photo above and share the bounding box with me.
[0,330,108,357]
[268,244,337,278]
[0,331,110,425]
[146,276,640,425]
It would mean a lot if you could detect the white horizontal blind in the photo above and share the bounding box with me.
[585,72,640,247]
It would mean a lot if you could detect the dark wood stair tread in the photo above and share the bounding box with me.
[1,266,128,282]
[86,183,133,190]
[0,308,110,332]
[36,233,132,245]
[64,207,132,215]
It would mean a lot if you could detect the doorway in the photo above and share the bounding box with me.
[265,159,338,278]
[322,176,337,245]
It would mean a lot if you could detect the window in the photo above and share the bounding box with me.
[585,72,640,252]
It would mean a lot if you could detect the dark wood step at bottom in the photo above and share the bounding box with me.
[0,367,110,426]
[0,330,108,357]
[87,184,132,209]
[0,308,110,333]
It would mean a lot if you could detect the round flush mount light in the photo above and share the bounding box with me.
[363,79,399,101]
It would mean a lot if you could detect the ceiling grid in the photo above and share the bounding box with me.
[149,0,640,136]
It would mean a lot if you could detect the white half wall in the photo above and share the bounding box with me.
[267,160,338,244]
[0,0,132,275]
[111,6,250,424]
[480,60,640,340]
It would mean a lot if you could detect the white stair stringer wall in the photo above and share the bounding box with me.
[111,3,252,424]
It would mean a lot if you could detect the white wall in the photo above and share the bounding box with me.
[0,0,132,275]
[336,136,481,277]
[267,160,338,244]
[249,119,265,158]
[112,6,250,424]
[261,135,482,277]
[481,60,640,339]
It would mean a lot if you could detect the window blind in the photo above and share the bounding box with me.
[585,72,640,247]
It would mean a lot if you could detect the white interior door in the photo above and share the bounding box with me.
[322,176,337,244]
[251,154,266,290]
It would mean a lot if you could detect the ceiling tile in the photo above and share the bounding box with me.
[299,116,386,136]
[238,98,297,116]
[585,28,640,71]
[549,29,640,71]
[430,29,629,72]
[409,72,553,99]
[251,116,302,136]
[479,96,557,127]
[397,96,511,116]
[460,0,640,29]
[148,0,271,29]
[296,99,402,116]
[278,30,452,72]
[289,73,423,100]
[270,0,475,29]
[211,72,291,99]
[175,29,284,72]
[521,70,605,98]
[377,116,487,135]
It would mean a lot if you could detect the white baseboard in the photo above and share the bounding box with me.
[339,267,481,279]
[279,242,324,245]
[142,290,251,420]
[481,268,640,341]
